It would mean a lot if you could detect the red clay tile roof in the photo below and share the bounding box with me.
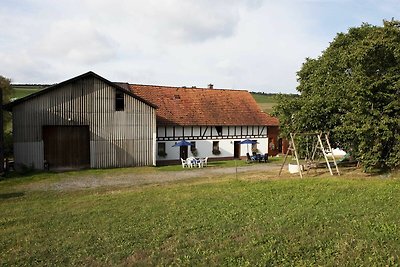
[126,84,279,126]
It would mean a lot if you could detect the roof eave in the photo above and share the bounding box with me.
[3,71,158,111]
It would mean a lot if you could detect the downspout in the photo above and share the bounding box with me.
[152,111,157,166]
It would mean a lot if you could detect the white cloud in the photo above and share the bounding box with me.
[0,0,398,92]
[79,0,255,43]
[38,20,117,64]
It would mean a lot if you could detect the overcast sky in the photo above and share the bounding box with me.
[0,0,398,93]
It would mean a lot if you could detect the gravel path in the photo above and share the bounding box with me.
[28,163,283,191]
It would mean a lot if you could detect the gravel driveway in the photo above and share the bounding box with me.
[27,163,282,191]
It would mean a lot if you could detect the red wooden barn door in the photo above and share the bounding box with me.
[43,126,90,170]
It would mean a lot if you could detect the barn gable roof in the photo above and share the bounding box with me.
[127,84,279,126]
[4,71,157,111]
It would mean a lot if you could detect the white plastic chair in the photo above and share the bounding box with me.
[196,158,203,168]
[203,157,208,167]
[186,157,195,168]
[181,158,188,168]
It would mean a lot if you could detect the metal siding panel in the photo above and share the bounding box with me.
[14,142,44,170]
[12,76,155,169]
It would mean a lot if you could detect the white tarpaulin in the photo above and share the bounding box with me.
[326,148,346,158]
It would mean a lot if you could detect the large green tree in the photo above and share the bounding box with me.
[274,20,400,171]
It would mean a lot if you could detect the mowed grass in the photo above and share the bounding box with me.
[1,168,400,266]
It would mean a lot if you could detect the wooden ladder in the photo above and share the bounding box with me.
[317,132,340,176]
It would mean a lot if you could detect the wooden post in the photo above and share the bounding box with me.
[235,159,237,179]
[0,85,4,175]
[318,133,333,175]
[279,133,303,178]
[324,133,340,175]
[279,137,292,176]
[291,133,303,178]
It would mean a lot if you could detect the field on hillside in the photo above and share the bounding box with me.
[251,93,277,114]
[11,85,44,99]
[1,167,399,266]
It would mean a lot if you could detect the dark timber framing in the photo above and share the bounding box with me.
[156,125,267,141]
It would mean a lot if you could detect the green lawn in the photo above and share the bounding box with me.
[1,167,399,266]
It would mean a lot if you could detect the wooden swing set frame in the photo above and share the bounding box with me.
[279,132,340,178]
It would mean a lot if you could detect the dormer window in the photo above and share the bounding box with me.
[116,91,124,111]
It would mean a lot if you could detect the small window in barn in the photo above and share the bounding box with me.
[115,91,124,111]
[158,142,167,157]
[215,126,222,136]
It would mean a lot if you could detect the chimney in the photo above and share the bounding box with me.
[208,83,214,89]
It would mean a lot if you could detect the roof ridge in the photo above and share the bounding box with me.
[127,83,249,92]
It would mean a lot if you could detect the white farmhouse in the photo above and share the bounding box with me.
[123,83,280,164]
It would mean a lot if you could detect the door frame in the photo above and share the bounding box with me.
[234,141,241,158]
[180,146,188,159]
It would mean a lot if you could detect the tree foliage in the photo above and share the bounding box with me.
[1,75,14,157]
[273,20,400,171]
[0,76,13,104]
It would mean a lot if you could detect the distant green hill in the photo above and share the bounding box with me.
[250,93,279,114]
[11,84,47,100]
[251,92,298,115]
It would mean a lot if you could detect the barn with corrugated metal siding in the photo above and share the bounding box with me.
[5,72,157,170]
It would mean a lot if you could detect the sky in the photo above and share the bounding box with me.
[0,0,399,93]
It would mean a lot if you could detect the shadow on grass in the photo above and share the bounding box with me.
[208,161,226,166]
[1,170,46,181]
[0,192,25,200]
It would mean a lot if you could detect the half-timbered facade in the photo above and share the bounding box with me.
[125,84,280,163]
